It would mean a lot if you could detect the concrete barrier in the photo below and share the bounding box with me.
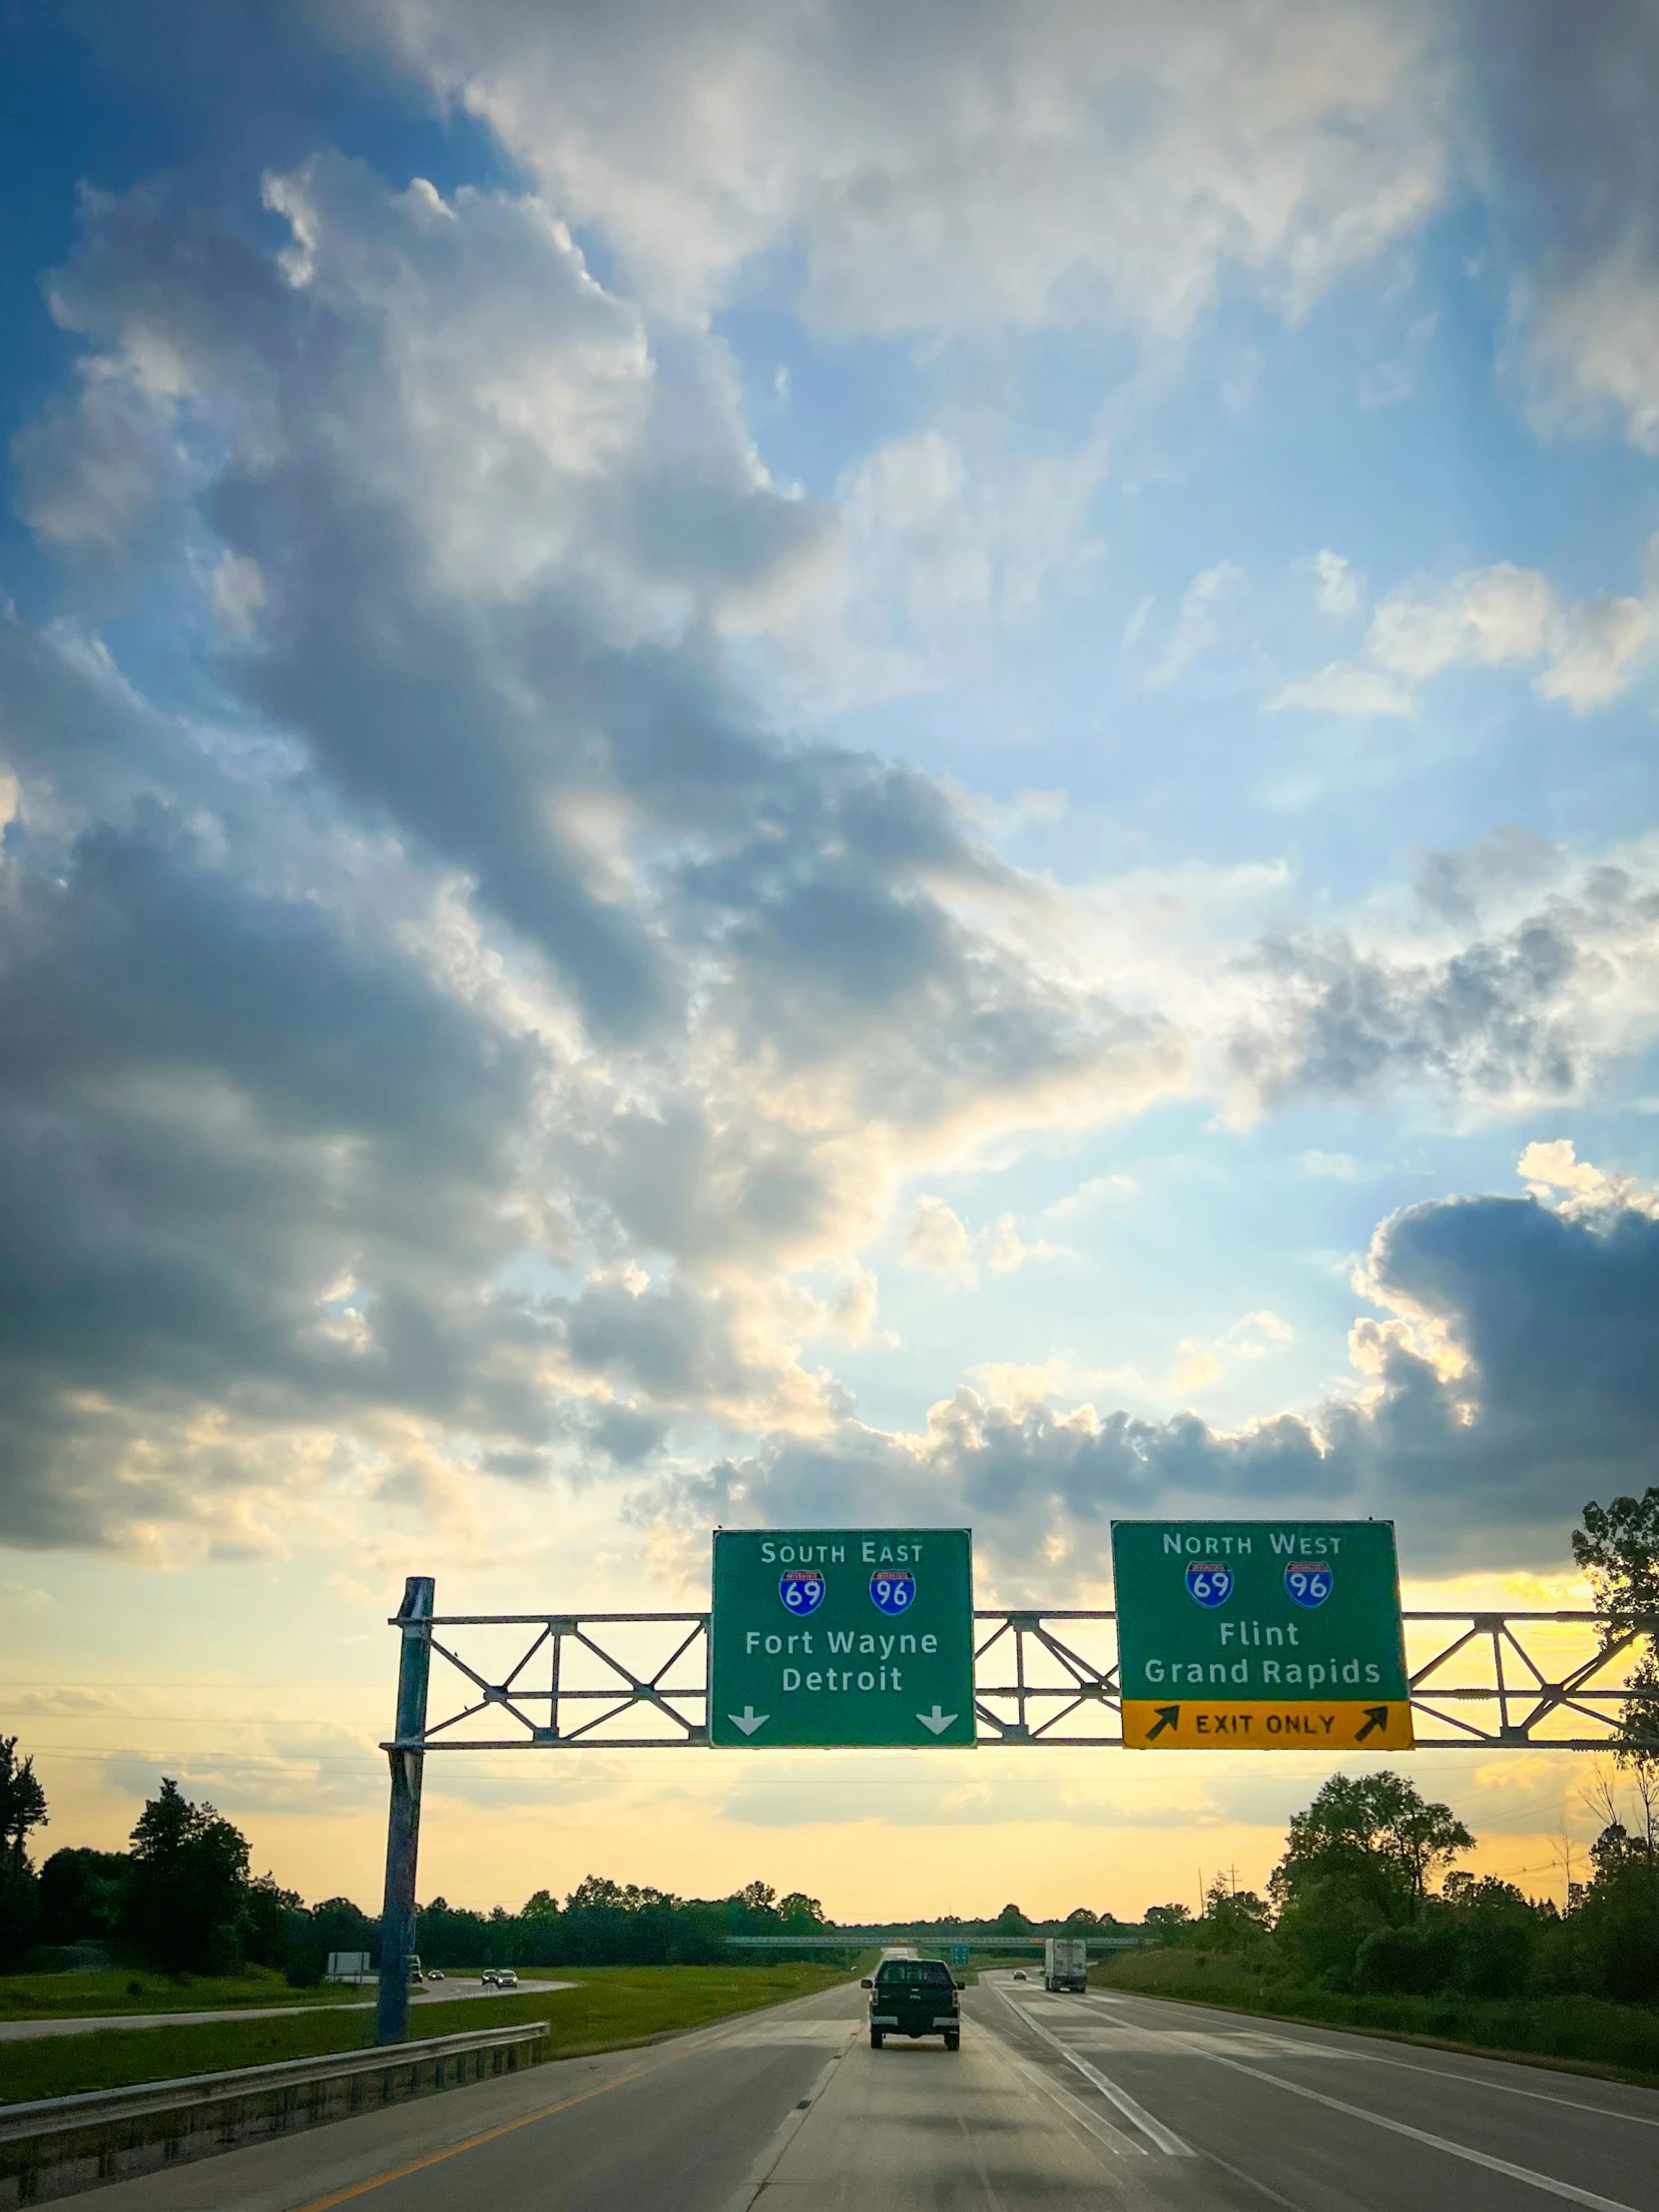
[0,2019,547,2205]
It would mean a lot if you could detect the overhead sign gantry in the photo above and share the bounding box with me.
[369,1522,1657,2046]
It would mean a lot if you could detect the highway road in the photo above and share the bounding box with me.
[92,1970,1659,2210]
[0,1979,574,2041]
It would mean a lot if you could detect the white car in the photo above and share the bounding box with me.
[425,1969,445,1982]
[481,1967,519,1988]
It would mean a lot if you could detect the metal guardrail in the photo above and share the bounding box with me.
[388,1608,1658,1753]
[0,2020,547,2206]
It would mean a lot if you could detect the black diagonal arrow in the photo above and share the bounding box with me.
[1147,1704,1181,1741]
[1356,1705,1388,1743]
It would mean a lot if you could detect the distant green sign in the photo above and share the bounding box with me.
[948,1944,971,1965]
[710,1529,975,1749]
[1112,1519,1412,1751]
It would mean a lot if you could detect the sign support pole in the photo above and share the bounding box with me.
[375,1574,433,2046]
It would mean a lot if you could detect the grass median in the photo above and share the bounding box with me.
[0,1965,366,2022]
[1094,1946,1659,2087]
[0,1962,849,2106]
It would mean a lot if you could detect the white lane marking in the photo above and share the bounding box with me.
[1199,2052,1639,2212]
[1080,1992,1659,2129]
[987,2043,1149,2158]
[998,1993,1193,2156]
[1347,2051,1659,2128]
[720,2040,851,2212]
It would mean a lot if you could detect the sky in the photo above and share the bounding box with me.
[2,0,1658,1925]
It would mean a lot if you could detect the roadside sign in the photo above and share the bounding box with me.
[1112,1519,1413,1751]
[710,1529,975,1748]
[948,1944,971,1965]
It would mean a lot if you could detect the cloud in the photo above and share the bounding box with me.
[902,1197,1058,1288]
[9,135,1659,1570]
[1266,664,1413,718]
[1312,549,1361,618]
[0,162,1191,1553]
[1042,1173,1137,1222]
[1463,2,1659,453]
[823,427,1109,688]
[1357,308,1437,409]
[1168,1311,1295,1396]
[1223,843,1659,1118]
[698,1145,1659,1577]
[363,0,1450,336]
[1271,552,1658,718]
[1301,1150,1364,1180]
[1145,560,1246,685]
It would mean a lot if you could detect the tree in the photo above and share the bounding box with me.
[1573,1488,1659,1761]
[1272,1771,1471,1914]
[1202,1877,1270,1949]
[0,1737,47,1875]
[124,1779,253,1973]
[37,1849,130,1947]
[1271,1772,1471,1990]
[0,1736,48,1964]
[777,1892,826,1926]
[1063,1907,1099,1926]
[244,1874,304,1970]
[733,1880,778,1917]
[994,1902,1030,1930]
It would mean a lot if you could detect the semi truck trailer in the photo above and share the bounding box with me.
[1043,1936,1089,1992]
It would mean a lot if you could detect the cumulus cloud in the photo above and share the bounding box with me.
[1465,0,1659,453]
[901,1197,1058,1288]
[1270,551,1658,718]
[1222,842,1659,1117]
[8,91,1659,1571]
[0,161,1187,1552]
[700,1147,1659,1578]
[1168,1310,1295,1396]
[361,0,1450,335]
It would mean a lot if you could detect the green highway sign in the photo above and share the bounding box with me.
[710,1528,975,1749]
[1112,1519,1413,1752]
[948,1944,971,1965]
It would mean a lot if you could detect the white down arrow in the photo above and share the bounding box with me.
[728,1706,769,1736]
[917,1706,957,1735]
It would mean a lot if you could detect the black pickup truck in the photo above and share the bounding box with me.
[862,1957,961,2049]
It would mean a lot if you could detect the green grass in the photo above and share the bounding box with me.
[0,1965,366,2021]
[1093,1947,1659,2088]
[0,1963,849,2106]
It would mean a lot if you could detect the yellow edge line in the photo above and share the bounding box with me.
[292,2063,651,2210]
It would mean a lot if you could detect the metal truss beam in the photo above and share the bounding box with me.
[383,1604,1659,1754]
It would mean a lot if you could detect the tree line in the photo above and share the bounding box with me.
[0,1754,839,1980]
[1146,1759,1659,2005]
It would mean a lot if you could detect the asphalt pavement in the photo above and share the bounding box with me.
[85,1970,1659,2210]
[0,1980,573,2042]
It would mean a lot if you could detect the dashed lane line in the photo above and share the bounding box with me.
[1080,1991,1659,2130]
[1188,2049,1639,2212]
[989,1986,1194,2156]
